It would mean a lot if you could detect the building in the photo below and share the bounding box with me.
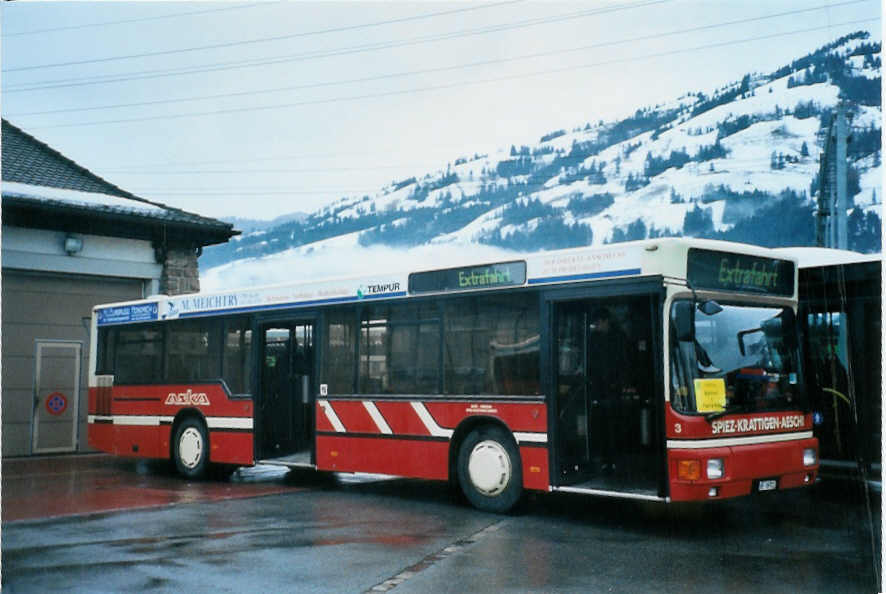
[2,119,238,457]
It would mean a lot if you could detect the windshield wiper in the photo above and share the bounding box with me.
[705,404,747,422]
[695,341,721,374]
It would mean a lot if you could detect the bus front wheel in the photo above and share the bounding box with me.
[173,417,208,479]
[457,425,523,513]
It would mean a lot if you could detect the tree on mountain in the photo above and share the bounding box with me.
[695,140,728,161]
[609,219,647,243]
[670,188,684,204]
[848,208,882,253]
[682,205,714,236]
[739,73,751,96]
[624,172,649,192]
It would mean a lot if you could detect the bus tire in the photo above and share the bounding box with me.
[173,417,209,479]
[457,425,523,513]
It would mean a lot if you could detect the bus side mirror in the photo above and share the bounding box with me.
[737,328,763,356]
[673,301,694,342]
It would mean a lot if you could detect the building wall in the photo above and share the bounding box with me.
[1,227,205,456]
[161,246,200,295]
[2,226,163,294]
[1,270,144,456]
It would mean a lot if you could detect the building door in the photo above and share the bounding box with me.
[32,340,82,454]
[553,295,659,495]
[258,322,314,459]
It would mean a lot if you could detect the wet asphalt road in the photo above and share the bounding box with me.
[2,463,881,593]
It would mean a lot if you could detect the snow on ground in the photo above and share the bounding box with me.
[853,105,882,129]
[688,80,840,132]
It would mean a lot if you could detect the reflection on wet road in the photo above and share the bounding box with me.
[1,455,880,593]
[3,455,323,522]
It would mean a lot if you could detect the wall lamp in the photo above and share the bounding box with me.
[64,235,83,256]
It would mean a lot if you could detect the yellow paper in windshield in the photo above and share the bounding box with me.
[694,379,726,412]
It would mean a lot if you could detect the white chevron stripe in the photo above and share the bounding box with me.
[363,401,393,434]
[410,402,454,438]
[319,400,346,432]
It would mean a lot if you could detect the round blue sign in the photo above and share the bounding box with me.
[46,392,68,416]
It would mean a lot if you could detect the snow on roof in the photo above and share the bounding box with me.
[2,181,238,233]
[2,181,167,216]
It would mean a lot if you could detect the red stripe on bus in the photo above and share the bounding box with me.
[316,434,449,480]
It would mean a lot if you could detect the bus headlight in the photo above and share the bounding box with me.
[803,448,817,467]
[707,458,724,479]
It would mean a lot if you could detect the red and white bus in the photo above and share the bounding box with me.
[88,238,818,512]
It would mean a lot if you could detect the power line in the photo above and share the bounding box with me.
[3,0,524,72]
[95,146,487,170]
[121,183,586,198]
[131,190,382,196]
[23,16,881,131]
[2,3,275,38]
[6,0,876,118]
[3,0,671,91]
[96,166,445,175]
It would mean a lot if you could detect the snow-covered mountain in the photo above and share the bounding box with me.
[220,212,308,235]
[201,32,881,288]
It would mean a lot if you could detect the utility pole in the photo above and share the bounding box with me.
[815,104,849,249]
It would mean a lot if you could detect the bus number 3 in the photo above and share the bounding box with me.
[674,423,682,433]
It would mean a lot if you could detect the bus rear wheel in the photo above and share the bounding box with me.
[173,417,208,479]
[457,425,523,513]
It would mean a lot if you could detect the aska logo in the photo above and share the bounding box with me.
[165,389,210,406]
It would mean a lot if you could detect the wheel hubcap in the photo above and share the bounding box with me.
[467,440,511,496]
[178,427,203,469]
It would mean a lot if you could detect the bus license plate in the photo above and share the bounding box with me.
[758,479,777,491]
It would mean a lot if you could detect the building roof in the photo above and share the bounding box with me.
[1,119,238,247]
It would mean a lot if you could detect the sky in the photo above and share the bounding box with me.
[1,0,881,221]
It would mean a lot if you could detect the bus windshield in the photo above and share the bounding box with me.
[670,302,806,416]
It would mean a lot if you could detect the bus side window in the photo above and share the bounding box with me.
[444,293,539,396]
[359,303,440,395]
[324,308,357,394]
[115,325,164,384]
[167,319,221,383]
[96,326,116,375]
[223,318,253,396]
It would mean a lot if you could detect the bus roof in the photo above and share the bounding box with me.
[773,247,882,268]
[94,238,797,325]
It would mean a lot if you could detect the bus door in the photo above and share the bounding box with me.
[258,321,314,460]
[552,294,660,495]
